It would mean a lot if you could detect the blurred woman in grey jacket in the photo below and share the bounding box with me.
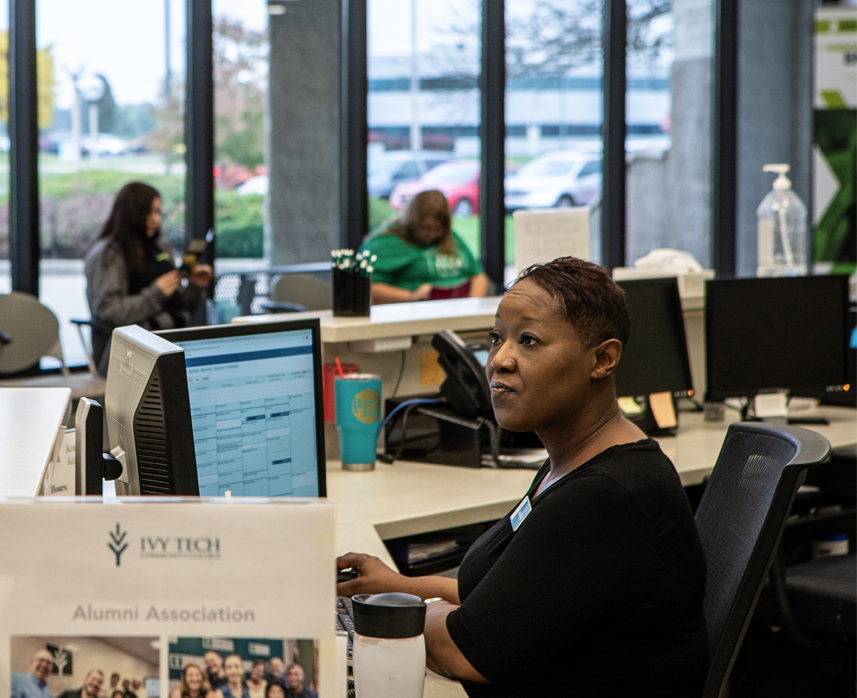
[84,181,212,374]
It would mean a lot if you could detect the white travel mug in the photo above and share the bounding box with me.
[351,592,427,698]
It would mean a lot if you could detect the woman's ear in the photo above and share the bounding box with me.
[591,338,622,380]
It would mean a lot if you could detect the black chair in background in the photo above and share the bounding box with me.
[695,422,831,698]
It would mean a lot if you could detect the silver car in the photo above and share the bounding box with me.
[505,150,602,212]
[368,151,450,199]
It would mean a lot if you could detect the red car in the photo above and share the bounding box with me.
[389,160,481,216]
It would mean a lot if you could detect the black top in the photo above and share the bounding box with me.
[446,439,708,698]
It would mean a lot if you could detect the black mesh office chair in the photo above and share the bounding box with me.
[695,422,831,698]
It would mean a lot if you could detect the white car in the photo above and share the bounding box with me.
[236,174,269,195]
[79,133,130,156]
[504,150,602,212]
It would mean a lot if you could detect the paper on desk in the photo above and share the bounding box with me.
[514,208,590,276]
[43,428,76,496]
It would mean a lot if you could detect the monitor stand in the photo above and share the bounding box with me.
[74,398,124,495]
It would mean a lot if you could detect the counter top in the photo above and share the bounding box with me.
[327,405,857,566]
[233,296,502,342]
[0,387,70,497]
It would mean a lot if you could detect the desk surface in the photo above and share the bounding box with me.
[233,296,502,342]
[327,405,857,566]
[0,387,70,497]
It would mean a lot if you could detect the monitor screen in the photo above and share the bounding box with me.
[158,319,326,497]
[705,275,851,402]
[613,277,694,399]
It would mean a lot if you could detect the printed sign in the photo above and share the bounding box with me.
[0,499,335,698]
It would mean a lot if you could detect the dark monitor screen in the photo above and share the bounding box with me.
[157,318,326,497]
[705,275,851,402]
[613,277,694,398]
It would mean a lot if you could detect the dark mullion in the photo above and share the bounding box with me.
[712,0,738,277]
[480,0,505,287]
[601,0,627,271]
[186,0,214,249]
[341,0,368,251]
[9,0,39,295]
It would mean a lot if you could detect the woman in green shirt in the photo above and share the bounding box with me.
[360,190,490,304]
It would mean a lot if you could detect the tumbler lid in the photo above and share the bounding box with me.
[352,592,426,639]
[336,373,381,382]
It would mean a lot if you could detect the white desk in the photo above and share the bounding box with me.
[233,297,501,343]
[0,387,71,497]
[328,406,857,567]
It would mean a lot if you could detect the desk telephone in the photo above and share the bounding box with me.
[382,330,544,468]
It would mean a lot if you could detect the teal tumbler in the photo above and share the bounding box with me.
[335,374,382,471]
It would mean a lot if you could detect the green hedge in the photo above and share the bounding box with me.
[215,190,264,257]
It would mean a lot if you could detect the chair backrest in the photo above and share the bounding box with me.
[0,292,66,373]
[272,273,332,311]
[696,422,831,697]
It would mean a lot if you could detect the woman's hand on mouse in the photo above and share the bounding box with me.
[156,270,182,296]
[190,264,213,288]
[336,552,404,597]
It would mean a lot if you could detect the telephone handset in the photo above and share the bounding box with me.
[431,329,493,419]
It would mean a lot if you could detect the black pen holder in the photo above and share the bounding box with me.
[332,267,371,317]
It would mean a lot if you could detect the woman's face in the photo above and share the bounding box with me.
[146,197,162,237]
[266,685,284,698]
[250,664,264,681]
[185,666,204,693]
[487,278,599,434]
[224,657,244,683]
[413,216,445,246]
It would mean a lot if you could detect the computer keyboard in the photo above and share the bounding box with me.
[336,595,355,659]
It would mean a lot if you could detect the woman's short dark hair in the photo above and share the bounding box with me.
[514,256,630,348]
[97,181,161,275]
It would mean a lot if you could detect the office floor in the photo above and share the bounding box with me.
[732,622,854,698]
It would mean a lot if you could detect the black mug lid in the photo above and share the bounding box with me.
[352,593,426,639]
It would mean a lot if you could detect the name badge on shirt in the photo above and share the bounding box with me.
[510,496,532,531]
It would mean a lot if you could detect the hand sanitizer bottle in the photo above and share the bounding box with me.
[757,164,807,277]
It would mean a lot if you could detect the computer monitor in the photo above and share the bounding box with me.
[105,324,198,496]
[157,318,326,497]
[613,277,694,399]
[704,275,851,402]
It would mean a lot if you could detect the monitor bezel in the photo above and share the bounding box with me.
[156,318,327,498]
[614,276,695,399]
[704,274,851,403]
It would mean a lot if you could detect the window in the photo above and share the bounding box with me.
[368,0,482,251]
[36,0,187,367]
[625,0,712,269]
[0,0,8,297]
[505,0,605,276]
[212,0,267,267]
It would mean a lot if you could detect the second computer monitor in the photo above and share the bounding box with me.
[705,274,851,402]
[613,277,694,399]
[157,318,326,497]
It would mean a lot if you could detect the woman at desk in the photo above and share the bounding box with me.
[84,181,213,374]
[338,257,708,697]
[359,190,489,304]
